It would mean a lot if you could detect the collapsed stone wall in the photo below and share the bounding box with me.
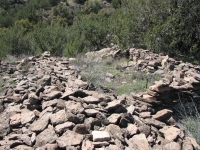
[129,48,200,114]
[0,50,199,150]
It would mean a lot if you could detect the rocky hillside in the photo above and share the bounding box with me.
[0,49,200,150]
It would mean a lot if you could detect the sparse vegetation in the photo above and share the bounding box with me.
[181,117,200,145]
[72,54,161,95]
[174,91,200,145]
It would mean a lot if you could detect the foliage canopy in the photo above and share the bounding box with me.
[0,0,199,63]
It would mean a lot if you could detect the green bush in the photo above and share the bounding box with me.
[31,23,67,56]
[0,0,200,61]
[111,0,121,8]
[73,0,87,4]
[81,0,102,14]
[65,12,111,56]
[0,26,34,58]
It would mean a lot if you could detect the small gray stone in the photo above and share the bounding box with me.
[42,99,57,110]
[104,100,122,111]
[83,96,100,104]
[107,114,121,124]
[85,109,99,116]
[55,122,75,134]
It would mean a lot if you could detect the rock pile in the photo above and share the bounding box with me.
[0,50,199,150]
[128,48,200,110]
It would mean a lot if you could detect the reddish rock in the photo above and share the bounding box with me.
[153,109,173,121]
[21,111,36,125]
[139,112,151,118]
[104,100,122,111]
[127,133,151,150]
[10,114,21,126]
[7,96,21,103]
[159,126,181,141]
[149,85,170,92]
[185,137,200,150]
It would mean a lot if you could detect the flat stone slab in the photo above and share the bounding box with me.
[35,127,57,147]
[153,109,173,121]
[65,101,84,114]
[92,131,111,142]
[127,124,139,136]
[128,133,151,150]
[21,111,36,125]
[42,99,58,110]
[55,122,75,134]
[83,96,100,103]
[163,142,181,150]
[104,100,122,111]
[159,126,181,141]
[143,118,166,128]
[42,91,62,101]
[84,109,99,116]
[50,110,68,125]
[56,130,83,148]
[30,113,51,132]
[107,114,121,124]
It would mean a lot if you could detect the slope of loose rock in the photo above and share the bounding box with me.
[0,50,199,150]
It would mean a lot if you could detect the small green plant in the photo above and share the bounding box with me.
[116,83,134,95]
[174,91,200,145]
[0,73,6,94]
[9,79,16,85]
[181,117,200,145]
[3,55,18,64]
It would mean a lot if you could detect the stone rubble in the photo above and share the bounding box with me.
[0,49,200,150]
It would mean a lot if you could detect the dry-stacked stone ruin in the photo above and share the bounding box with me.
[0,49,199,150]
